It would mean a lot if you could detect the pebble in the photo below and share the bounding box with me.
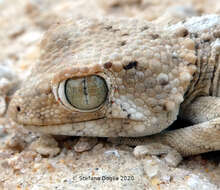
[0,97,6,116]
[104,149,120,157]
[186,174,217,190]
[0,125,7,138]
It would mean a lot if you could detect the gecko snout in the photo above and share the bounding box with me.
[7,96,23,124]
[8,96,44,126]
[7,88,36,125]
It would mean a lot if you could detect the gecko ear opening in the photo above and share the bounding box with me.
[56,75,108,112]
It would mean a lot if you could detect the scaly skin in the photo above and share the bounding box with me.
[8,15,220,159]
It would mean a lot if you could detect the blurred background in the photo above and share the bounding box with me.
[0,1,220,189]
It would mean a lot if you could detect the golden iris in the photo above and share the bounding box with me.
[65,75,108,110]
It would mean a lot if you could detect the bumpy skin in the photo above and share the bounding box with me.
[8,15,220,157]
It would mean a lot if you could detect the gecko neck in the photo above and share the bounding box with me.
[181,32,219,110]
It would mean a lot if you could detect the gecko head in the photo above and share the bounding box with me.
[8,18,192,137]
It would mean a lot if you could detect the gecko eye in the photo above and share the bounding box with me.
[58,75,108,111]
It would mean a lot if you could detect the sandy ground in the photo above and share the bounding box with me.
[0,0,220,189]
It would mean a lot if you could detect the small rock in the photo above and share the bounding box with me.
[104,149,120,157]
[74,137,98,153]
[186,174,218,190]
[29,135,60,157]
[143,156,160,178]
[0,97,6,116]
[92,143,104,151]
[8,25,25,39]
[6,134,26,152]
[0,125,7,137]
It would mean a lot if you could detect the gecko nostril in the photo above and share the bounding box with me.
[16,106,21,112]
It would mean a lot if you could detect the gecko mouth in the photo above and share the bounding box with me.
[23,117,191,138]
[21,117,109,137]
[19,116,137,137]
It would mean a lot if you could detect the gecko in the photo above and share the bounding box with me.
[8,15,220,165]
